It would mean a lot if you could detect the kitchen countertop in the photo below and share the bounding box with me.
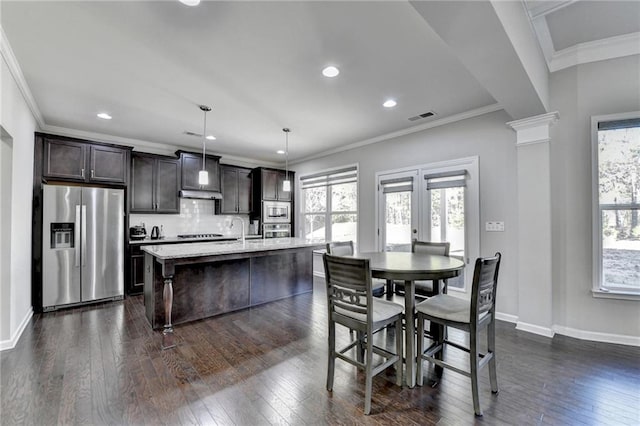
[129,234,263,245]
[141,237,326,260]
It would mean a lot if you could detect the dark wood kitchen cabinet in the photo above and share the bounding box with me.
[42,135,130,184]
[253,167,293,202]
[130,152,180,213]
[129,244,145,294]
[218,165,252,214]
[177,150,221,192]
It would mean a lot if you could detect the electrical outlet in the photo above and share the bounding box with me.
[486,221,505,232]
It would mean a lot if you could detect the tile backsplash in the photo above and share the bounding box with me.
[130,199,252,237]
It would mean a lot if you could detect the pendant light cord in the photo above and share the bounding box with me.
[283,128,290,181]
[202,110,207,170]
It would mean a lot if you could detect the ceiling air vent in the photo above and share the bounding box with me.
[184,131,203,137]
[408,111,436,122]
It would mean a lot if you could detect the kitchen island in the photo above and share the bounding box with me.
[142,237,325,349]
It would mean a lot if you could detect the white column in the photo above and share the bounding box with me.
[507,112,559,338]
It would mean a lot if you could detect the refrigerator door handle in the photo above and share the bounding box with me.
[81,205,87,266]
[75,205,81,267]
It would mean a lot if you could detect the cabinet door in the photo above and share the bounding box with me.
[43,138,86,180]
[220,166,239,214]
[130,253,145,295]
[155,159,180,213]
[262,169,279,200]
[181,153,221,192]
[237,168,252,214]
[277,171,292,201]
[130,154,155,212]
[89,145,128,184]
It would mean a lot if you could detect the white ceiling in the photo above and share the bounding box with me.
[2,1,638,164]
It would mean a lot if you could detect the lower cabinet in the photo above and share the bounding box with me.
[129,245,145,295]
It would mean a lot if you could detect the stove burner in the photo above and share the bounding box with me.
[177,233,224,239]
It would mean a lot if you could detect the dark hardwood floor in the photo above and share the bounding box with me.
[2,277,639,425]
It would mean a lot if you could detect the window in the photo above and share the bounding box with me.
[301,166,358,242]
[592,114,640,297]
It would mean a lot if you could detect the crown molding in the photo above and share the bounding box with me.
[291,103,504,165]
[550,31,640,72]
[42,124,278,167]
[526,0,577,19]
[507,111,559,146]
[0,26,45,128]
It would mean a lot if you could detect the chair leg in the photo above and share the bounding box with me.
[327,322,335,392]
[356,331,365,363]
[488,320,499,394]
[469,329,482,417]
[395,318,403,387]
[416,313,424,386]
[364,332,374,415]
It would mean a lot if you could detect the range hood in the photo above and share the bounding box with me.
[179,190,222,200]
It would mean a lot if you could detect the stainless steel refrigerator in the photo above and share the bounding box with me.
[42,184,124,310]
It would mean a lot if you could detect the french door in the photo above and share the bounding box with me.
[376,158,479,292]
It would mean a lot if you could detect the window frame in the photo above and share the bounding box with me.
[299,164,359,243]
[591,111,640,300]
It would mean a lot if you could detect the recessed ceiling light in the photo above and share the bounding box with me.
[206,135,216,140]
[322,66,340,78]
[97,112,112,120]
[277,150,286,155]
[179,0,200,6]
[383,99,397,108]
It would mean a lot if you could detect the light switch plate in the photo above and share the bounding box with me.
[486,221,505,232]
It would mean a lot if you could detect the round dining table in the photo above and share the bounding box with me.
[351,251,465,388]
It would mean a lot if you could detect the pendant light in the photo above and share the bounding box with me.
[198,105,211,185]
[282,128,291,192]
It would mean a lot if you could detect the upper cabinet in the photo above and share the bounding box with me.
[253,167,293,202]
[130,153,180,214]
[218,165,252,214]
[43,136,130,184]
[177,151,221,192]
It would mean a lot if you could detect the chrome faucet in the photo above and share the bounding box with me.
[231,217,245,242]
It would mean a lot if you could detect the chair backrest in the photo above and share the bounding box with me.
[326,241,354,256]
[470,252,502,321]
[412,240,450,257]
[323,253,373,327]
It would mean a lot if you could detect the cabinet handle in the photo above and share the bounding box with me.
[81,168,85,178]
[91,169,95,178]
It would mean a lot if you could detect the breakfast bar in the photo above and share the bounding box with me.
[142,237,325,348]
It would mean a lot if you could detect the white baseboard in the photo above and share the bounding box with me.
[495,312,518,323]
[553,325,640,347]
[515,321,555,338]
[0,307,33,351]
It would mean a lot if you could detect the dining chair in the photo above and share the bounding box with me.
[326,241,387,296]
[395,241,451,297]
[415,252,502,417]
[323,253,404,415]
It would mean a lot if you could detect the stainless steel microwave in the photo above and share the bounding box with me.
[263,201,290,223]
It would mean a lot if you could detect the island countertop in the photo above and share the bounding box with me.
[141,237,326,260]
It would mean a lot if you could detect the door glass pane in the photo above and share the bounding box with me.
[331,214,357,243]
[431,187,465,289]
[602,209,640,290]
[384,192,412,252]
[305,214,325,239]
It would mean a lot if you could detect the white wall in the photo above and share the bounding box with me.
[293,110,520,317]
[0,128,12,340]
[0,57,37,349]
[550,55,640,339]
